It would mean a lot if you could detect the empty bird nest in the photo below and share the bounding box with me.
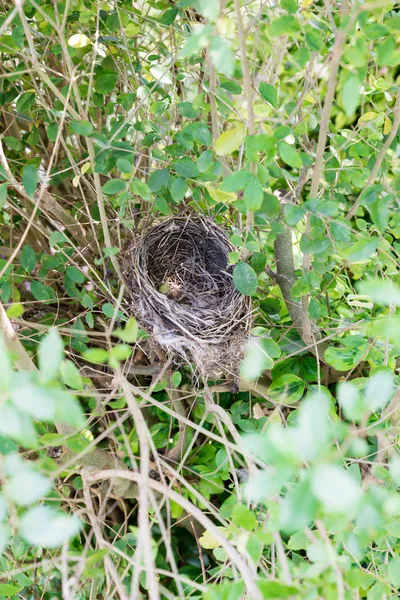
[123,215,252,376]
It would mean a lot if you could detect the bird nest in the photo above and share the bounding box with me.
[123,215,252,376]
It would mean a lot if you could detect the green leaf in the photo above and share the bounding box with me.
[66,266,85,284]
[31,281,56,301]
[305,29,323,52]
[232,504,256,531]
[214,126,245,156]
[180,25,212,58]
[311,465,362,513]
[365,370,394,412]
[279,478,317,533]
[342,73,361,117]
[102,179,127,195]
[116,158,132,173]
[233,262,258,296]
[171,371,182,388]
[324,338,366,371]
[22,165,38,198]
[169,177,187,201]
[278,142,303,168]
[269,374,305,404]
[159,8,178,25]
[240,339,273,381]
[197,0,220,21]
[270,15,300,36]
[16,91,35,113]
[148,168,169,192]
[60,360,84,390]
[258,82,278,107]
[82,348,109,364]
[132,178,151,200]
[197,150,213,172]
[220,171,252,192]
[209,36,234,77]
[20,506,82,548]
[203,581,244,600]
[39,329,63,384]
[0,584,22,597]
[21,245,36,273]
[257,581,300,598]
[70,120,93,136]
[172,157,199,178]
[337,382,365,422]
[11,379,57,420]
[340,236,379,262]
[244,177,263,211]
[0,183,7,208]
[114,318,138,343]
[357,278,400,306]
[6,468,52,506]
[388,557,400,588]
[95,72,118,94]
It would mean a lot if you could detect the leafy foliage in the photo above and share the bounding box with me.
[0,0,400,598]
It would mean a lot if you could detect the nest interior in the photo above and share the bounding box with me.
[123,216,251,375]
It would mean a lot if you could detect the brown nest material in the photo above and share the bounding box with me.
[123,215,251,375]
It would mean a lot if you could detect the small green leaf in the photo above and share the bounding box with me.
[171,371,182,388]
[169,177,187,201]
[232,504,257,531]
[240,339,273,381]
[132,178,151,200]
[197,0,220,21]
[39,329,63,384]
[233,262,258,296]
[357,278,400,306]
[21,245,36,273]
[342,73,361,117]
[209,36,234,77]
[270,15,300,36]
[66,266,85,284]
[258,82,278,107]
[172,157,199,178]
[244,177,263,211]
[16,92,35,113]
[116,158,132,173]
[269,374,305,404]
[0,183,7,208]
[82,348,109,364]
[279,142,303,168]
[221,171,253,192]
[95,72,118,94]
[70,120,93,136]
[214,126,245,156]
[365,370,394,412]
[0,583,23,597]
[311,465,362,513]
[22,165,38,198]
[20,506,82,548]
[148,168,169,192]
[6,468,52,506]
[102,179,127,195]
[180,25,212,58]
[114,318,138,343]
[60,360,84,390]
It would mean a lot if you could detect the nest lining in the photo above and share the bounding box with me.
[123,216,251,374]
